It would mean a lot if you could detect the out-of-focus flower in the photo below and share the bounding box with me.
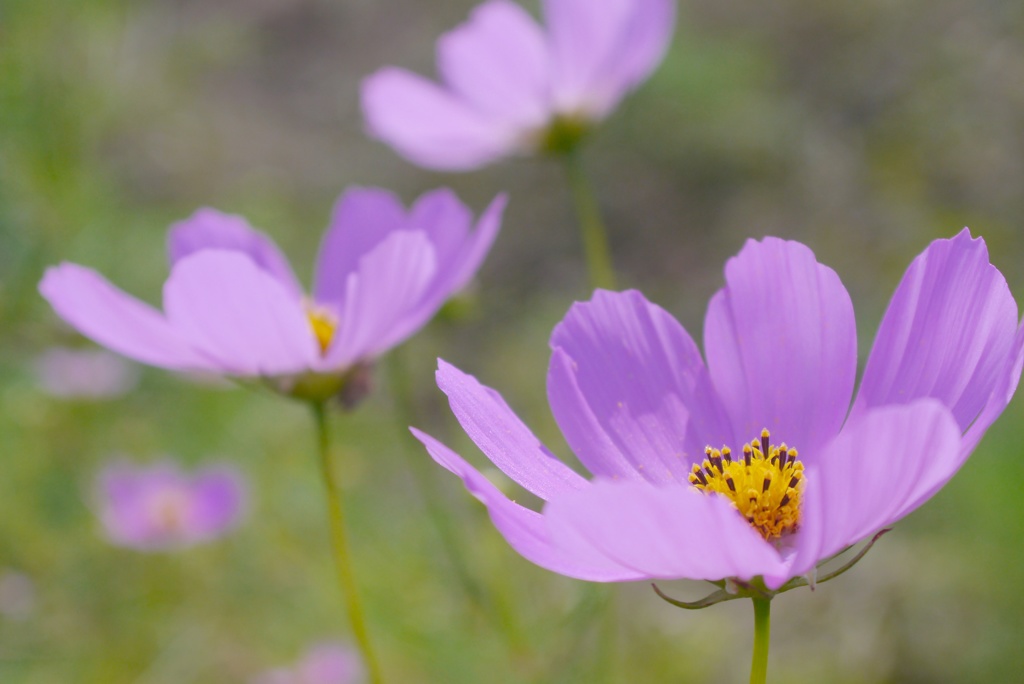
[0,570,35,620]
[40,188,504,402]
[97,460,247,551]
[413,231,1023,591]
[34,347,140,399]
[252,642,363,684]
[361,0,675,170]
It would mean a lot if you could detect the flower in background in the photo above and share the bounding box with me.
[413,231,1023,591]
[97,460,247,551]
[252,642,363,684]
[362,0,675,170]
[34,347,140,399]
[40,188,505,402]
[0,570,35,621]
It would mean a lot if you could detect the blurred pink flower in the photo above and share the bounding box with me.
[362,0,675,170]
[252,642,363,684]
[34,347,140,399]
[414,231,1024,590]
[0,570,35,620]
[97,460,247,551]
[40,188,504,401]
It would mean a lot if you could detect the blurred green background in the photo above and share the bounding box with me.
[2,0,1024,681]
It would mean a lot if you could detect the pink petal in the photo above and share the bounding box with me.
[168,208,302,298]
[434,360,588,501]
[703,237,858,460]
[600,0,676,98]
[188,467,248,539]
[545,479,786,582]
[437,0,550,127]
[412,429,641,581]
[544,0,674,116]
[322,231,437,368]
[959,321,1024,462]
[361,67,514,171]
[547,290,733,482]
[327,193,504,363]
[163,251,319,376]
[39,264,209,371]
[408,188,475,275]
[313,187,408,307]
[404,192,507,324]
[853,229,1019,432]
[784,400,962,587]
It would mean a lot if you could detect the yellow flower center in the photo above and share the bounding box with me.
[688,428,804,541]
[304,301,339,354]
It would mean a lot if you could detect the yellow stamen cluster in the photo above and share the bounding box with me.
[688,428,804,541]
[304,301,339,354]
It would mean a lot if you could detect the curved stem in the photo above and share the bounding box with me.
[311,402,384,684]
[750,597,771,684]
[563,150,617,291]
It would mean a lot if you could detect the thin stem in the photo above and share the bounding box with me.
[750,597,771,684]
[311,402,384,684]
[563,150,617,291]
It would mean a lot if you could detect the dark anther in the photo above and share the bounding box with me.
[694,469,708,486]
[722,447,732,463]
[779,493,791,507]
[762,475,772,492]
[760,432,770,456]
[725,475,736,492]
[789,476,800,489]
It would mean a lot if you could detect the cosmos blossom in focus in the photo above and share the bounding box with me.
[362,0,676,170]
[39,187,505,401]
[251,642,363,684]
[96,460,247,551]
[413,230,1023,591]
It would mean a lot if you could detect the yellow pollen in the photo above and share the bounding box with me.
[304,301,339,354]
[688,428,804,541]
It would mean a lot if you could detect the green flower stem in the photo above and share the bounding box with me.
[386,351,526,653]
[563,150,617,291]
[750,597,772,684]
[311,402,384,684]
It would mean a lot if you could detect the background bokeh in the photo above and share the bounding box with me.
[3,0,1024,681]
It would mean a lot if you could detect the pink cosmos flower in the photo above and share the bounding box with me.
[361,0,676,170]
[39,188,504,400]
[413,231,1023,591]
[251,642,363,684]
[97,460,247,551]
